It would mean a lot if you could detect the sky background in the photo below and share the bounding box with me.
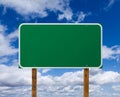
[0,0,120,97]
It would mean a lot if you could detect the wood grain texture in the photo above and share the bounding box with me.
[84,68,89,97]
[32,69,37,97]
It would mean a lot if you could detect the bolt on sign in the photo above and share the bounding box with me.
[19,23,102,68]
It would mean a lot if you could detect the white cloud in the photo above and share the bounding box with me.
[75,12,87,23]
[0,64,31,86]
[0,65,120,97]
[0,0,88,22]
[0,24,18,57]
[0,25,7,33]
[0,0,47,17]
[112,85,120,91]
[90,70,120,85]
[0,0,71,18]
[58,8,73,21]
[90,85,101,92]
[54,71,83,86]
[72,12,91,23]
[58,11,89,22]
[7,30,18,40]
[112,93,120,97]
[102,45,120,61]
[41,68,51,74]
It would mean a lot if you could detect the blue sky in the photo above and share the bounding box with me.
[0,0,120,97]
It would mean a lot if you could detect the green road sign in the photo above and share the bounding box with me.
[19,23,102,68]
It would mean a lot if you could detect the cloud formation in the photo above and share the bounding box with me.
[0,64,120,97]
[0,25,7,33]
[112,85,120,92]
[0,0,88,22]
[0,25,18,57]
[90,70,120,85]
[41,68,51,74]
[102,45,120,61]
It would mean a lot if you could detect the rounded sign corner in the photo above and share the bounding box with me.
[18,64,23,69]
[19,23,25,30]
[96,23,102,31]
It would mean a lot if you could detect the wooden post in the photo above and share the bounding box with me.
[84,68,89,97]
[32,68,37,97]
